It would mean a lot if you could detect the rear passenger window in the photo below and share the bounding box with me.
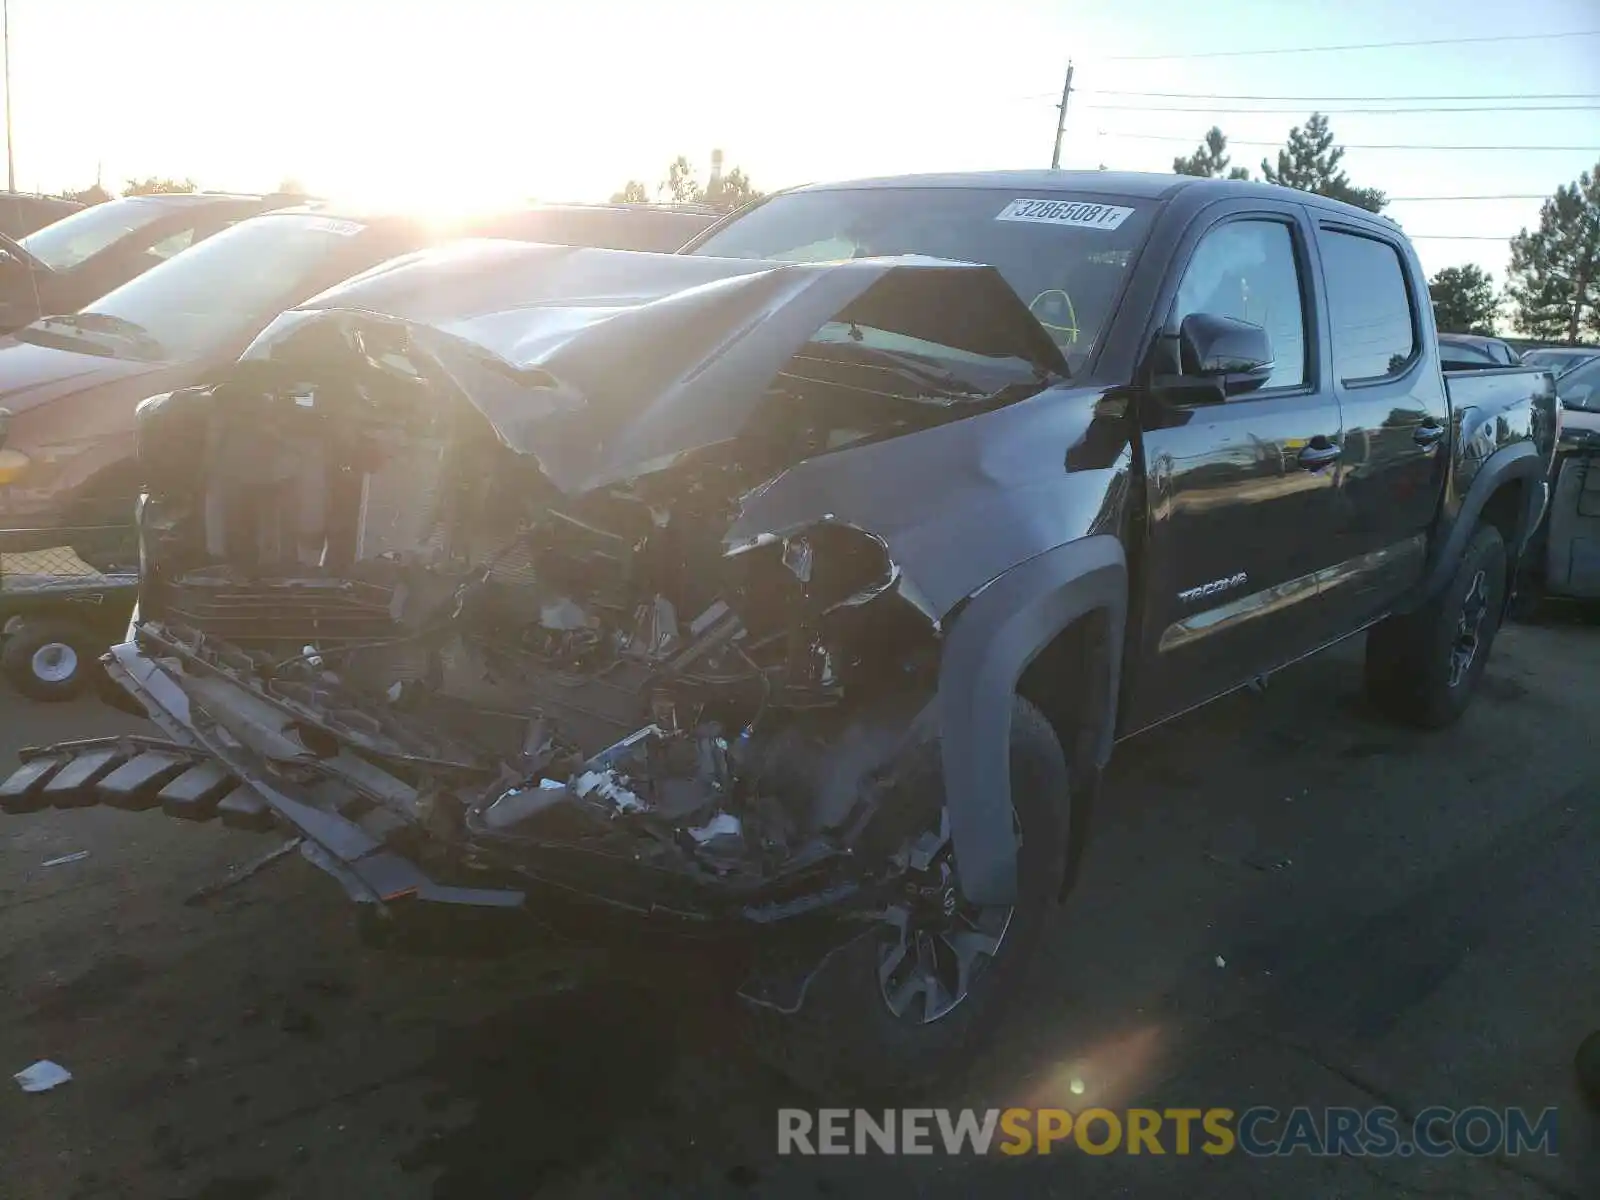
[1321,229,1417,383]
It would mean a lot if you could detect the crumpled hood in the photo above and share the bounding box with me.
[237,239,1068,495]
[0,338,168,417]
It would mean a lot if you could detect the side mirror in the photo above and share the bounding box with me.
[1178,312,1275,395]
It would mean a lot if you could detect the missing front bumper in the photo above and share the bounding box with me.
[0,639,529,914]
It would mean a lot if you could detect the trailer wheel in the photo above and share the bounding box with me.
[2,618,98,702]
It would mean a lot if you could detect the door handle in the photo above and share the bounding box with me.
[1413,422,1446,447]
[1297,442,1341,470]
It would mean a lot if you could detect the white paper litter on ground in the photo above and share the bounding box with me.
[687,812,742,844]
[14,1060,72,1092]
[40,851,90,868]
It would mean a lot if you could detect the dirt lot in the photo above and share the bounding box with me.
[1,615,1597,1199]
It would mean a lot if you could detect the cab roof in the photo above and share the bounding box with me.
[789,169,1395,223]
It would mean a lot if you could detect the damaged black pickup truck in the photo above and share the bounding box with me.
[2,172,1560,1095]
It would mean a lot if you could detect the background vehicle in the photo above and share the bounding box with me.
[1530,353,1600,602]
[0,192,307,334]
[0,202,736,700]
[471,202,718,251]
[0,191,82,238]
[1438,332,1523,370]
[3,171,1559,1097]
[1520,346,1599,379]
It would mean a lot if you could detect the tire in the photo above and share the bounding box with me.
[2,618,98,702]
[743,695,1070,1099]
[1364,523,1507,729]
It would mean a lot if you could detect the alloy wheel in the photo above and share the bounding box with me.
[1448,569,1490,689]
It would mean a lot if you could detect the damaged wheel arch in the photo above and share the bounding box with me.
[937,535,1126,906]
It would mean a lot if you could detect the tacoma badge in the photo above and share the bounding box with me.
[1178,572,1248,604]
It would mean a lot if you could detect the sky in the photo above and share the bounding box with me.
[6,0,1599,285]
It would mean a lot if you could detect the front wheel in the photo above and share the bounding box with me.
[1365,523,1507,729]
[743,696,1070,1099]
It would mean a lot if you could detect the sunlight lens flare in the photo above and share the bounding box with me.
[321,179,534,230]
[1017,1023,1168,1111]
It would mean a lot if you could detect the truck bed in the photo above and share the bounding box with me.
[1441,365,1556,430]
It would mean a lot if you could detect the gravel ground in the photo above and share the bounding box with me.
[0,614,1596,1199]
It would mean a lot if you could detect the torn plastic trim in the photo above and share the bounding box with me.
[133,619,484,773]
[102,641,526,911]
[98,639,919,926]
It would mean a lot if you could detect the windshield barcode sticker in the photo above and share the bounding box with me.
[303,217,365,237]
[996,199,1134,230]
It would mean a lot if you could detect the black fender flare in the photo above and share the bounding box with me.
[937,535,1126,907]
[1418,441,1547,603]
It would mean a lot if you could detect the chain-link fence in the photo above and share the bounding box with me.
[0,526,139,597]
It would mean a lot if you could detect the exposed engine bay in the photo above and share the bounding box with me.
[127,257,1063,918]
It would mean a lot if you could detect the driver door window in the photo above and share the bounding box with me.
[1173,219,1307,390]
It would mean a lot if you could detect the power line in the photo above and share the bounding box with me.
[1086,103,1600,114]
[1405,234,1521,241]
[1075,90,1600,102]
[1388,194,1547,201]
[1097,30,1600,61]
[1109,133,1599,151]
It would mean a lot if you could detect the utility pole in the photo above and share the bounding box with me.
[1,0,13,194]
[1050,59,1074,170]
[2,0,13,193]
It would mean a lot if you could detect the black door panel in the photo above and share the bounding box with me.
[1137,394,1342,719]
[1123,202,1346,731]
[1315,225,1448,626]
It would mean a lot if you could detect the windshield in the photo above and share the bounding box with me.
[1557,356,1600,409]
[14,213,368,362]
[18,198,170,271]
[1524,349,1597,378]
[688,186,1154,370]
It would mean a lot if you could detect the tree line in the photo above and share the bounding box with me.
[55,159,764,214]
[52,176,199,205]
[1173,115,1597,343]
[609,154,762,211]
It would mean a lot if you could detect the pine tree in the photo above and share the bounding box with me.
[1260,113,1385,212]
[1429,265,1499,334]
[1506,162,1600,343]
[1173,128,1250,180]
